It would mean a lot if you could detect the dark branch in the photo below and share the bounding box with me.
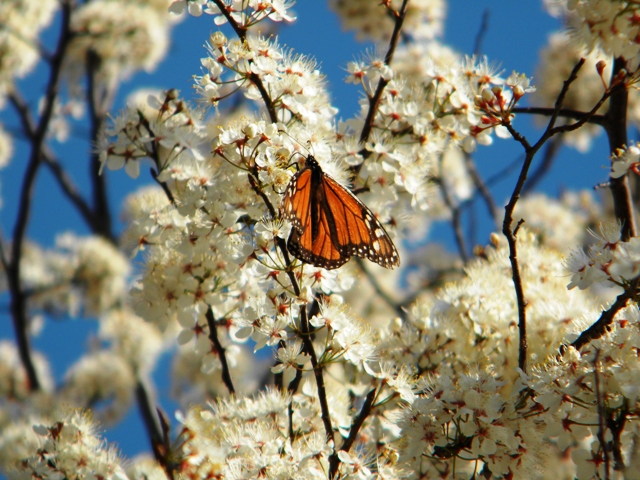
[135,379,164,448]
[357,0,409,165]
[328,387,378,478]
[210,0,278,122]
[6,0,75,391]
[206,308,236,395]
[86,50,114,240]
[9,91,98,231]
[513,106,605,126]
[522,134,563,195]
[472,10,490,57]
[569,281,637,351]
[602,57,636,241]
[502,59,586,374]
[462,151,499,224]
[437,155,469,263]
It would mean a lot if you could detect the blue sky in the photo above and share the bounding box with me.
[0,1,610,460]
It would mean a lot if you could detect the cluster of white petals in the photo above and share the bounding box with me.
[16,234,130,317]
[568,0,640,67]
[565,221,640,290]
[0,0,57,104]
[66,0,176,87]
[611,142,640,179]
[7,0,640,478]
[5,411,127,480]
[331,0,446,42]
[170,0,296,23]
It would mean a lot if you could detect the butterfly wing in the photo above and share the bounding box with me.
[281,167,350,269]
[281,156,400,270]
[320,174,400,269]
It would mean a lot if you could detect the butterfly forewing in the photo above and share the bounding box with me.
[280,155,400,270]
[322,175,400,268]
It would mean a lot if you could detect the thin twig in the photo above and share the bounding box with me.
[569,280,637,351]
[135,379,164,448]
[607,401,628,471]
[357,0,409,164]
[472,10,490,57]
[246,172,334,440]
[522,134,563,195]
[328,387,378,478]
[206,308,236,395]
[513,106,606,126]
[462,151,499,225]
[9,91,98,231]
[602,57,636,241]
[299,306,333,441]
[86,50,114,240]
[210,0,278,122]
[593,349,610,480]
[437,153,469,262]
[6,0,75,391]
[502,59,586,374]
[152,409,178,480]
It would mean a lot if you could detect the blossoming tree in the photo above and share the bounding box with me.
[2,0,640,478]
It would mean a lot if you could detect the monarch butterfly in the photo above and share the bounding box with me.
[280,155,400,270]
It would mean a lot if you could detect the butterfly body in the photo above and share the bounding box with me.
[281,155,400,270]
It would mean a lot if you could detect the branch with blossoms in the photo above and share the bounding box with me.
[10,1,640,479]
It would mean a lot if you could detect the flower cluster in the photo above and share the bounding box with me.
[379,229,598,386]
[331,0,446,42]
[169,0,296,24]
[0,0,57,105]
[565,221,640,290]
[166,386,397,479]
[398,367,542,478]
[529,312,640,480]
[568,0,640,68]
[66,0,177,88]
[4,411,127,480]
[611,142,640,179]
[14,234,130,318]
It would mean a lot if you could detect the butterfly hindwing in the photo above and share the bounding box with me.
[281,155,399,270]
[321,174,399,268]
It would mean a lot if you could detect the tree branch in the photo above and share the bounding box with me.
[357,0,409,162]
[9,91,97,231]
[462,151,499,225]
[86,50,114,240]
[206,307,236,395]
[135,378,163,448]
[569,281,637,352]
[437,153,469,262]
[502,59,586,374]
[512,106,606,126]
[328,387,377,478]
[6,0,75,391]
[210,0,278,122]
[602,57,636,241]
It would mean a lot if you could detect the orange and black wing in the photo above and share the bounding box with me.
[320,173,400,269]
[281,155,400,270]
[281,165,350,269]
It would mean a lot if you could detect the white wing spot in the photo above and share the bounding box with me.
[374,228,384,238]
[373,240,381,252]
